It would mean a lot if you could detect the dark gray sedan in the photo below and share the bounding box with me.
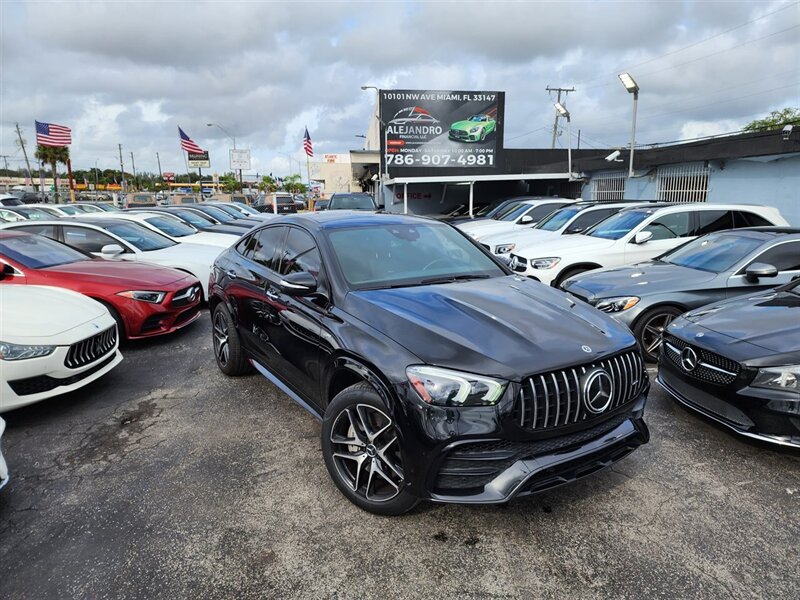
[562,228,800,361]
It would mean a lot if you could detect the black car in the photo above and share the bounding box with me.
[327,192,377,211]
[657,278,800,449]
[209,212,650,515]
[563,228,800,361]
[254,194,297,214]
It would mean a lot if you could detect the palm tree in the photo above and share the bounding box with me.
[35,145,70,202]
[258,175,279,193]
[282,173,303,193]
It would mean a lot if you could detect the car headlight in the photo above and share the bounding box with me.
[495,243,515,254]
[595,296,640,313]
[530,257,561,269]
[406,366,506,407]
[117,290,166,304]
[751,366,799,391]
[469,127,480,133]
[0,341,56,361]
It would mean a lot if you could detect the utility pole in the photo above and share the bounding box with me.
[14,123,34,188]
[0,155,9,171]
[130,151,137,189]
[118,144,126,193]
[156,152,163,179]
[546,86,575,149]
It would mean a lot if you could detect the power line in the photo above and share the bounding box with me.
[574,1,800,87]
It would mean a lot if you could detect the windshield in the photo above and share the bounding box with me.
[195,205,235,223]
[173,210,213,228]
[328,222,504,289]
[468,116,483,122]
[330,195,375,210]
[0,233,89,268]
[498,203,532,222]
[95,203,119,212]
[208,204,244,218]
[14,207,52,220]
[492,202,524,220]
[52,204,83,215]
[535,206,582,232]
[586,209,651,240]
[234,203,259,215]
[662,233,764,273]
[144,216,197,238]
[102,222,176,251]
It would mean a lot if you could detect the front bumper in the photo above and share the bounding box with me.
[657,358,800,449]
[124,284,202,339]
[398,384,649,504]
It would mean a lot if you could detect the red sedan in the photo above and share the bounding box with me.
[0,231,201,340]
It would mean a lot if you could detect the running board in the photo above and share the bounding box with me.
[249,359,323,421]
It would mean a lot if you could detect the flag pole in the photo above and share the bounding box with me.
[178,127,191,193]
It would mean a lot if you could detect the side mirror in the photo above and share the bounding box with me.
[100,244,124,257]
[0,263,16,280]
[634,230,653,245]
[745,262,778,282]
[520,215,534,225]
[277,271,318,296]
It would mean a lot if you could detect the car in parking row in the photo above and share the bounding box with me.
[457,198,574,242]
[508,203,787,287]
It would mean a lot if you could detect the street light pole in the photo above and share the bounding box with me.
[361,85,385,208]
[94,159,99,193]
[554,102,572,181]
[618,72,640,179]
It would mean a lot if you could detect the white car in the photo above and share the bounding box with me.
[30,203,87,217]
[0,285,123,412]
[509,203,789,287]
[84,211,238,249]
[0,416,8,490]
[0,218,223,299]
[478,201,643,256]
[456,198,574,242]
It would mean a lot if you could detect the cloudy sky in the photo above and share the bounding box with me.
[1,0,798,177]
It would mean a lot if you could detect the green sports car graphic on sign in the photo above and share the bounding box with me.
[448,114,497,142]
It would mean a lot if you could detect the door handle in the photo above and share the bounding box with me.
[265,288,280,301]
[226,269,238,279]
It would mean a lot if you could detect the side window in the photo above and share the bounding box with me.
[9,224,57,238]
[250,226,286,272]
[236,234,256,258]
[733,211,772,228]
[643,211,691,240]
[569,208,617,233]
[279,228,322,278]
[62,226,120,253]
[749,242,800,272]
[0,209,23,222]
[527,203,567,222]
[694,210,734,235]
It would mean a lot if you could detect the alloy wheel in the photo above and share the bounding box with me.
[213,310,230,367]
[641,313,676,355]
[330,404,404,502]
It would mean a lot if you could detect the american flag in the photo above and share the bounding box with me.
[178,127,205,153]
[303,127,313,157]
[35,121,72,147]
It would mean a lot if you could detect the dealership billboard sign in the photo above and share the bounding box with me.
[188,151,210,168]
[229,149,251,170]
[379,89,505,176]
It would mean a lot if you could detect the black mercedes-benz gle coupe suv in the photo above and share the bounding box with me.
[209,212,650,515]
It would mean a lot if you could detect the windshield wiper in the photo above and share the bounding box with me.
[420,274,492,285]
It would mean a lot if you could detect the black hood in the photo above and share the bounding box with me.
[565,261,716,301]
[344,276,636,381]
[672,288,800,362]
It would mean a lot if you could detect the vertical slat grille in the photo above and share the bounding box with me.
[64,326,117,369]
[590,171,626,202]
[656,162,709,202]
[514,349,646,431]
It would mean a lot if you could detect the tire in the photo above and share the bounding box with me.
[633,306,685,363]
[480,129,486,141]
[322,382,418,516]
[212,303,251,375]
[98,301,127,342]
[554,266,593,289]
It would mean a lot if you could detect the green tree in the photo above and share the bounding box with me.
[219,174,239,194]
[258,175,279,192]
[743,107,800,132]
[282,173,307,194]
[34,145,70,202]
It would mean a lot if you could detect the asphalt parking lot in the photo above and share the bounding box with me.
[1,312,798,599]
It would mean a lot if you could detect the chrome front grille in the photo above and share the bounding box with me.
[662,334,739,386]
[513,350,647,430]
[171,284,201,308]
[64,326,117,369]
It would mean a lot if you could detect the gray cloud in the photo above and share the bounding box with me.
[1,0,797,175]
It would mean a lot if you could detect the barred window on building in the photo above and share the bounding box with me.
[590,171,626,202]
[656,163,709,202]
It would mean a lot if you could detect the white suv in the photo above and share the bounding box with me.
[456,198,573,242]
[478,201,647,256]
[508,203,788,287]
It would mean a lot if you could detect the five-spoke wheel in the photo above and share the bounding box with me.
[634,306,684,363]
